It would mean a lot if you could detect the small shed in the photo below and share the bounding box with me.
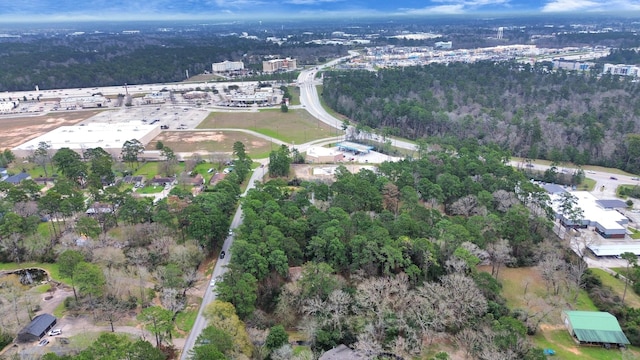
[562,310,630,347]
[17,313,57,342]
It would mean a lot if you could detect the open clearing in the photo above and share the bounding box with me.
[197,109,336,144]
[148,130,274,158]
[480,266,640,358]
[0,110,101,149]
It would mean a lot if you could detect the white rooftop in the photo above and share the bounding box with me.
[307,146,342,157]
[14,121,159,153]
[550,191,627,230]
[588,243,640,256]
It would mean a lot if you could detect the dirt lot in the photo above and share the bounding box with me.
[148,130,273,155]
[0,110,102,149]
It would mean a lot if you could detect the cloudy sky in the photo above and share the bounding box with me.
[1,0,639,22]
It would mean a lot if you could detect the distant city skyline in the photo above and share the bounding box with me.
[1,0,640,23]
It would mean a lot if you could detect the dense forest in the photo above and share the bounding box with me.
[0,34,346,91]
[322,62,640,173]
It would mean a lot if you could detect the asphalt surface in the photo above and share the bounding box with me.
[179,163,267,360]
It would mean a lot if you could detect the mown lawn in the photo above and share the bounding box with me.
[533,329,640,360]
[198,108,335,144]
[590,268,640,308]
[136,185,164,194]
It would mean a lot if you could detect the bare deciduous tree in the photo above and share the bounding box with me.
[486,239,514,279]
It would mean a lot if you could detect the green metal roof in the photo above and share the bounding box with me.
[564,311,630,345]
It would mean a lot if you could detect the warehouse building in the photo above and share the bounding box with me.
[13,121,160,158]
[562,311,630,348]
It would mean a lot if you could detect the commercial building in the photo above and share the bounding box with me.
[13,121,160,158]
[262,58,297,73]
[0,100,19,112]
[142,92,169,104]
[306,146,344,163]
[212,60,244,72]
[549,191,628,238]
[562,311,630,348]
[59,95,108,109]
[603,63,640,77]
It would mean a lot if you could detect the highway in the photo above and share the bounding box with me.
[296,52,419,153]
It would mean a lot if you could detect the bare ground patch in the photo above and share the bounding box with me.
[148,130,273,156]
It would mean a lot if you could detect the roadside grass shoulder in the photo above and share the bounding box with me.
[175,308,199,333]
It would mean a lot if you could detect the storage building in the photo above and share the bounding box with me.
[562,311,630,348]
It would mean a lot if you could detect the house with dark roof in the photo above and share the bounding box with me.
[150,176,176,186]
[562,310,630,348]
[319,345,363,360]
[4,172,31,184]
[17,313,57,342]
[186,174,205,186]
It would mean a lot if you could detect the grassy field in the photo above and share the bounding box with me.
[197,108,335,144]
[479,266,640,359]
[590,268,640,308]
[136,185,164,194]
[148,130,275,159]
[534,329,639,360]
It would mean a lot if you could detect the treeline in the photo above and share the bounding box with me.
[603,48,640,65]
[0,33,346,91]
[215,142,562,358]
[322,62,640,173]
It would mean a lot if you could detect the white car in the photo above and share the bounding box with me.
[48,329,62,336]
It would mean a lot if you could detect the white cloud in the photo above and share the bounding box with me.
[404,4,467,15]
[542,0,640,12]
[399,0,510,15]
[285,0,342,4]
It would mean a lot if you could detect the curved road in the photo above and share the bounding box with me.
[296,53,418,153]
[181,56,639,359]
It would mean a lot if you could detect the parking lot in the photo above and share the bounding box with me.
[79,105,209,130]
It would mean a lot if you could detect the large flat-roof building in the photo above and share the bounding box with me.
[212,60,244,72]
[549,191,628,238]
[263,58,297,73]
[13,121,160,158]
[603,63,640,77]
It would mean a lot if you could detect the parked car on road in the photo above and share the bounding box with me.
[38,339,49,346]
[48,329,62,336]
[610,176,618,180]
